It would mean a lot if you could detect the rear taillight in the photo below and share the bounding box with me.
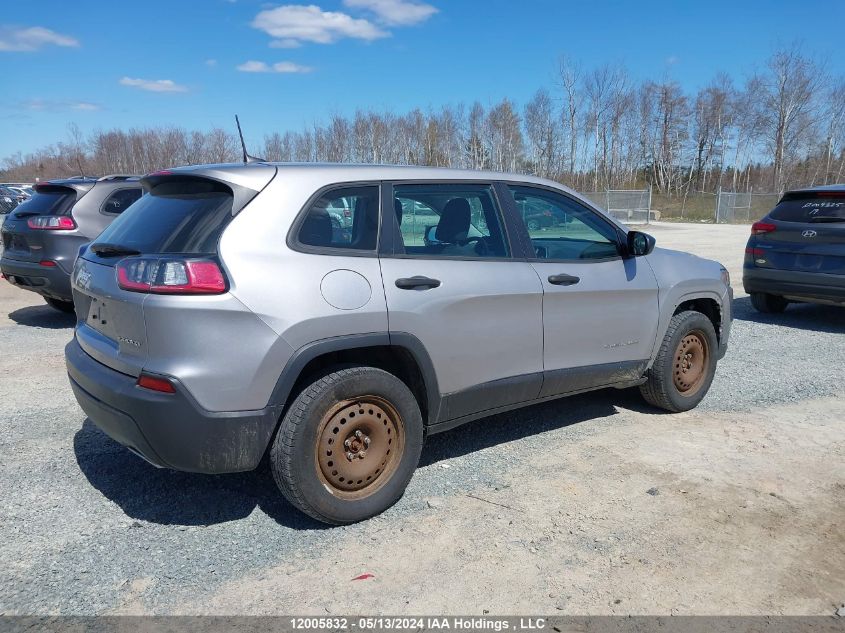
[751,221,776,235]
[27,216,76,230]
[116,257,227,295]
[137,374,176,393]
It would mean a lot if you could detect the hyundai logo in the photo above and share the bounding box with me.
[802,230,818,238]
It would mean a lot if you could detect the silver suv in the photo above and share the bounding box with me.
[64,164,732,524]
[1,175,142,312]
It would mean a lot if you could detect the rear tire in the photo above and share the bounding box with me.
[270,366,424,525]
[639,310,718,413]
[750,292,788,314]
[45,298,75,314]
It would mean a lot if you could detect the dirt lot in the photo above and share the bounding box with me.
[1,222,843,616]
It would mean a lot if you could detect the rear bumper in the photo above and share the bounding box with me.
[743,267,845,304]
[65,338,280,474]
[1,256,73,301]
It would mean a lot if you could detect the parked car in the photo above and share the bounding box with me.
[1,175,142,312]
[743,184,845,312]
[0,186,20,215]
[65,163,732,524]
[516,196,572,230]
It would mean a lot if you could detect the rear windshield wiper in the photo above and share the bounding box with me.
[808,216,845,223]
[90,243,142,257]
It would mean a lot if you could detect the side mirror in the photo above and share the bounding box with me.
[626,230,656,257]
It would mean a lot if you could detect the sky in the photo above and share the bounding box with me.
[1,0,844,158]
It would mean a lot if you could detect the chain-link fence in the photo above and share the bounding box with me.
[583,189,781,224]
[583,189,651,224]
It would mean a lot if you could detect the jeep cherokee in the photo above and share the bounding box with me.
[65,163,732,524]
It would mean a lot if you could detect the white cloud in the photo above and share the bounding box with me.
[23,99,100,112]
[119,77,188,93]
[205,58,218,67]
[0,26,79,52]
[343,0,437,25]
[269,38,302,49]
[237,60,313,73]
[251,5,387,46]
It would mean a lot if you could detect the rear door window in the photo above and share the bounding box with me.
[296,185,380,251]
[392,184,510,258]
[102,188,143,215]
[769,194,845,223]
[92,179,233,255]
[13,186,76,216]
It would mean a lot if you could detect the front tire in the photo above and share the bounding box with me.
[750,292,788,314]
[639,310,718,413]
[270,366,424,525]
[45,297,75,314]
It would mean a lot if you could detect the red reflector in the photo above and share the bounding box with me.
[39,260,57,267]
[27,216,76,230]
[751,221,776,235]
[137,374,176,393]
[745,247,765,257]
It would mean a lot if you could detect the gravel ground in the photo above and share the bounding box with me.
[0,222,843,615]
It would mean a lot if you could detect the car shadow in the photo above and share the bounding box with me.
[74,389,631,528]
[73,419,327,530]
[420,388,640,466]
[732,295,845,334]
[8,304,76,329]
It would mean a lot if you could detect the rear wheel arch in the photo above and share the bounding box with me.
[269,333,440,427]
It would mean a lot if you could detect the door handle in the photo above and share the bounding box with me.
[395,276,441,290]
[547,273,580,286]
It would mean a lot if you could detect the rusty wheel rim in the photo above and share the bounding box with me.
[673,331,709,395]
[316,397,404,500]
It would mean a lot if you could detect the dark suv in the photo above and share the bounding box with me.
[1,175,142,312]
[743,185,845,312]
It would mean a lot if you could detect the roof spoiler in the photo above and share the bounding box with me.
[97,174,141,182]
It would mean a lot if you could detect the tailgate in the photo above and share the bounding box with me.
[757,193,845,274]
[73,257,148,377]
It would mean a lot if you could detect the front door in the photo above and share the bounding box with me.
[503,184,659,397]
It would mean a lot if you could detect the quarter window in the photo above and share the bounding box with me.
[297,186,379,251]
[508,185,620,260]
[102,188,142,215]
[393,184,509,258]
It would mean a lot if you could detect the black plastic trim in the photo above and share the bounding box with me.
[267,331,443,425]
[539,359,648,399]
[65,338,279,474]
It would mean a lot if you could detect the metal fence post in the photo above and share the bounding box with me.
[715,186,721,223]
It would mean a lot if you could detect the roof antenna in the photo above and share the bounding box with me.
[235,115,265,163]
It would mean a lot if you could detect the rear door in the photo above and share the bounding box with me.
[379,182,544,422]
[501,184,659,397]
[756,191,845,275]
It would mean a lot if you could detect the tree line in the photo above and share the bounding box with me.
[3,45,843,195]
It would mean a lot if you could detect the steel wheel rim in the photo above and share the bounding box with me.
[315,396,404,500]
[673,330,709,395]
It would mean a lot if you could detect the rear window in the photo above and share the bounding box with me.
[769,195,845,223]
[14,186,76,216]
[92,179,234,254]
